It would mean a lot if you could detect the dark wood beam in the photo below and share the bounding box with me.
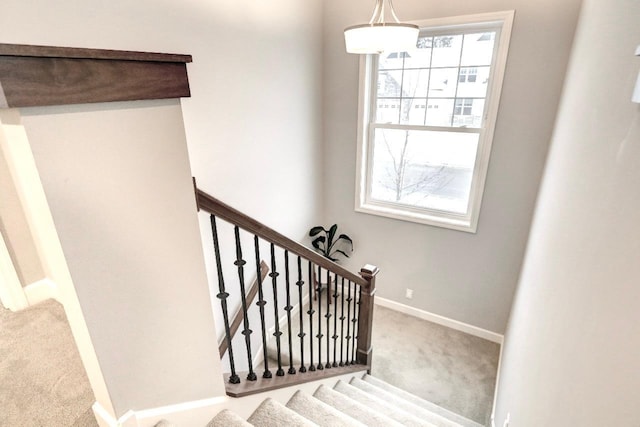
[0,43,192,108]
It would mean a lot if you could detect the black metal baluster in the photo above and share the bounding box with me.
[307,261,316,372]
[253,236,272,379]
[210,216,240,384]
[325,269,331,369]
[345,280,352,366]
[351,286,362,364]
[316,265,324,370]
[339,277,345,367]
[284,251,296,375]
[269,243,285,377]
[296,256,307,373]
[332,274,339,367]
[233,226,257,381]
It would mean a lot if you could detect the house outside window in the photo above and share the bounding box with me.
[354,11,514,232]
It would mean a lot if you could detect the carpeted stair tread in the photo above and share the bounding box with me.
[286,390,365,427]
[206,409,252,427]
[333,380,437,427]
[362,375,483,427]
[248,397,318,427]
[313,384,404,427]
[349,377,463,427]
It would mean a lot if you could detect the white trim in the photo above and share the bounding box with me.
[375,296,503,344]
[92,403,135,427]
[23,278,59,306]
[354,11,516,233]
[0,230,29,311]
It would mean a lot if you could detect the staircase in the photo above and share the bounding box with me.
[205,374,482,427]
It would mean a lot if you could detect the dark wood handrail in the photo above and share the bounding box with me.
[196,188,368,287]
[219,260,269,357]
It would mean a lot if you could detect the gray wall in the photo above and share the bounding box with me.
[20,101,224,416]
[495,0,640,425]
[322,0,582,333]
[0,147,44,286]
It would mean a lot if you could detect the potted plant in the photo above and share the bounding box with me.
[308,224,353,300]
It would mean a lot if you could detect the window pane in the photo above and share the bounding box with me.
[425,99,454,127]
[401,69,429,98]
[378,70,403,98]
[376,99,401,124]
[431,35,463,67]
[461,32,496,66]
[453,98,485,128]
[456,66,490,98]
[403,39,432,69]
[370,128,479,214]
[379,51,406,70]
[400,98,427,125]
[428,68,458,98]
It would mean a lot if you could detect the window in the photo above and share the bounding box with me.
[355,11,514,232]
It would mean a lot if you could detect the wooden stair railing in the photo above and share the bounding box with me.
[219,260,269,357]
[195,186,378,397]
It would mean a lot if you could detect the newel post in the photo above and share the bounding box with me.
[356,264,378,371]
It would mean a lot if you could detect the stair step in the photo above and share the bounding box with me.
[286,390,365,427]
[362,374,483,427]
[313,384,404,427]
[248,397,318,427]
[206,409,252,427]
[333,379,437,427]
[349,377,463,427]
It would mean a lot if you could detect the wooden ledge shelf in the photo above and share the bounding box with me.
[0,43,193,108]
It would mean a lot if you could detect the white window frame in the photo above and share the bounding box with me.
[354,11,515,233]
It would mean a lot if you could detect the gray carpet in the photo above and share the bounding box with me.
[0,300,97,426]
[371,305,500,426]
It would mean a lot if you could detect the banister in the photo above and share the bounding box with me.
[196,188,368,287]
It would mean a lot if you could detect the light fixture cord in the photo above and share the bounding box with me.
[368,0,402,24]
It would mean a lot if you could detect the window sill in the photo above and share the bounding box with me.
[355,202,477,233]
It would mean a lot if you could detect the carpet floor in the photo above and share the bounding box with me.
[371,305,500,426]
[0,300,97,426]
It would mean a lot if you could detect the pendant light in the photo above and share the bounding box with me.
[344,0,419,54]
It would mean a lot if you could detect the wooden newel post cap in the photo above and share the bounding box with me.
[359,264,379,279]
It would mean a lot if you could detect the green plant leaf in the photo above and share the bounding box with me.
[337,234,353,244]
[334,249,351,258]
[327,224,338,248]
[311,236,326,252]
[309,226,326,237]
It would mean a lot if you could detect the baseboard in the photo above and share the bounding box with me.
[23,278,59,306]
[92,402,135,427]
[375,297,504,344]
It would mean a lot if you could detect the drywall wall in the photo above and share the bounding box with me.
[20,100,224,417]
[0,147,44,286]
[494,0,640,425]
[0,0,323,415]
[321,0,582,333]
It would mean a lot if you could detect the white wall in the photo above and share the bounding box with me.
[0,0,324,416]
[321,0,582,334]
[494,0,640,425]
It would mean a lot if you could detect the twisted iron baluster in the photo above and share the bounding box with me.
[345,280,352,366]
[325,269,331,369]
[210,215,240,384]
[307,261,316,372]
[253,236,271,379]
[234,226,257,381]
[269,243,285,377]
[352,286,362,364]
[339,276,345,367]
[332,273,339,367]
[316,265,324,370]
[284,251,296,375]
[296,256,307,373]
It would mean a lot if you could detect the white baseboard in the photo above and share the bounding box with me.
[99,368,368,427]
[23,278,59,306]
[375,297,504,344]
